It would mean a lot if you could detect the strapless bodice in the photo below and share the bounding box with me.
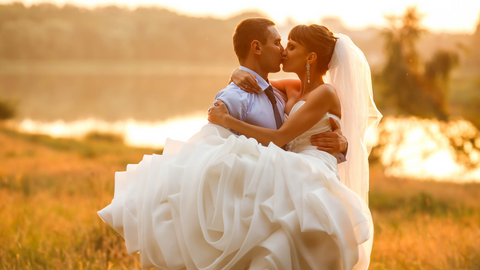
[284,101,341,153]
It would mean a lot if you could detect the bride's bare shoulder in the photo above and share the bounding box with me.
[318,83,336,92]
[306,84,341,116]
[309,83,337,100]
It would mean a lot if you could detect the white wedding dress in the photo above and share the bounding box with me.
[98,100,373,270]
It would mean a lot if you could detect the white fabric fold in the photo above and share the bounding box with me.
[99,112,373,269]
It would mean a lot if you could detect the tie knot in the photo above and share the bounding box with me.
[265,86,276,105]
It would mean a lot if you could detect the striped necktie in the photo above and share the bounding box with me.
[264,85,283,130]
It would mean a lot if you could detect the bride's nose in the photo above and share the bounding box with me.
[282,50,287,57]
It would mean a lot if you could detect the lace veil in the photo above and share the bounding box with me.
[324,34,383,202]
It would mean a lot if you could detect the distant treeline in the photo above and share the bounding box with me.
[1,3,479,67]
[0,2,255,63]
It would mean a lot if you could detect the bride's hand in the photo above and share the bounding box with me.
[208,100,230,126]
[230,69,262,93]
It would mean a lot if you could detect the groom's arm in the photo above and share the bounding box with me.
[310,117,348,163]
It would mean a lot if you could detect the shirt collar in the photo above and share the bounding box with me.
[239,66,271,91]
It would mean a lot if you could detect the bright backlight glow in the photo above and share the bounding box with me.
[15,114,208,148]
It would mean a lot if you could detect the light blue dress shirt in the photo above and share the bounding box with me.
[215,66,285,135]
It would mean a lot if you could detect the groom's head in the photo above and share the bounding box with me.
[233,18,283,73]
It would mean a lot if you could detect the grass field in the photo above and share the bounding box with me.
[1,127,479,269]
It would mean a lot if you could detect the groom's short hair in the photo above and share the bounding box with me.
[233,18,275,61]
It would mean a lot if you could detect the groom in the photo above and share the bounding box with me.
[214,18,347,160]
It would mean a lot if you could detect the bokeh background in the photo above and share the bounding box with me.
[0,0,479,269]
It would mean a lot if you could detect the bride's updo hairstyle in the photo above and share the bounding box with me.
[288,24,338,76]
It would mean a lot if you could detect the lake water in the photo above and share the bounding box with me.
[0,61,238,122]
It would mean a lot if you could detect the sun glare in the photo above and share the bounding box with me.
[14,114,208,148]
[380,117,480,182]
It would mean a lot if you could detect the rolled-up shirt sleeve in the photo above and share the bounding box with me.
[215,88,248,122]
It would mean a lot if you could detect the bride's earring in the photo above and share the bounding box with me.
[306,63,311,83]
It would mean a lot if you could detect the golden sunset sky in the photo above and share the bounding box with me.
[2,0,480,34]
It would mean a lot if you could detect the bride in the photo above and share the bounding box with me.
[98,24,382,270]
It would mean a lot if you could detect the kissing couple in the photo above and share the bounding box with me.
[98,17,383,270]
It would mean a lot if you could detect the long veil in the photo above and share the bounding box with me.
[324,34,383,202]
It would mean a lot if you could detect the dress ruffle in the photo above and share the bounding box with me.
[98,124,373,270]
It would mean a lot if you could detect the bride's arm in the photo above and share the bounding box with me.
[230,68,301,94]
[209,85,337,147]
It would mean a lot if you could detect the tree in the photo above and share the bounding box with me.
[423,50,459,120]
[377,7,426,116]
[376,6,459,120]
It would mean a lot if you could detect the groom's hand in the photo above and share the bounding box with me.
[310,117,347,153]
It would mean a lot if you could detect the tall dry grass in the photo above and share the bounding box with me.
[369,169,480,269]
[0,127,479,269]
[0,128,157,269]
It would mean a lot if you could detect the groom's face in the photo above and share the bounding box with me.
[260,26,284,73]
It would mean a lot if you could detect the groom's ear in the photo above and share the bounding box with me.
[251,40,262,56]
